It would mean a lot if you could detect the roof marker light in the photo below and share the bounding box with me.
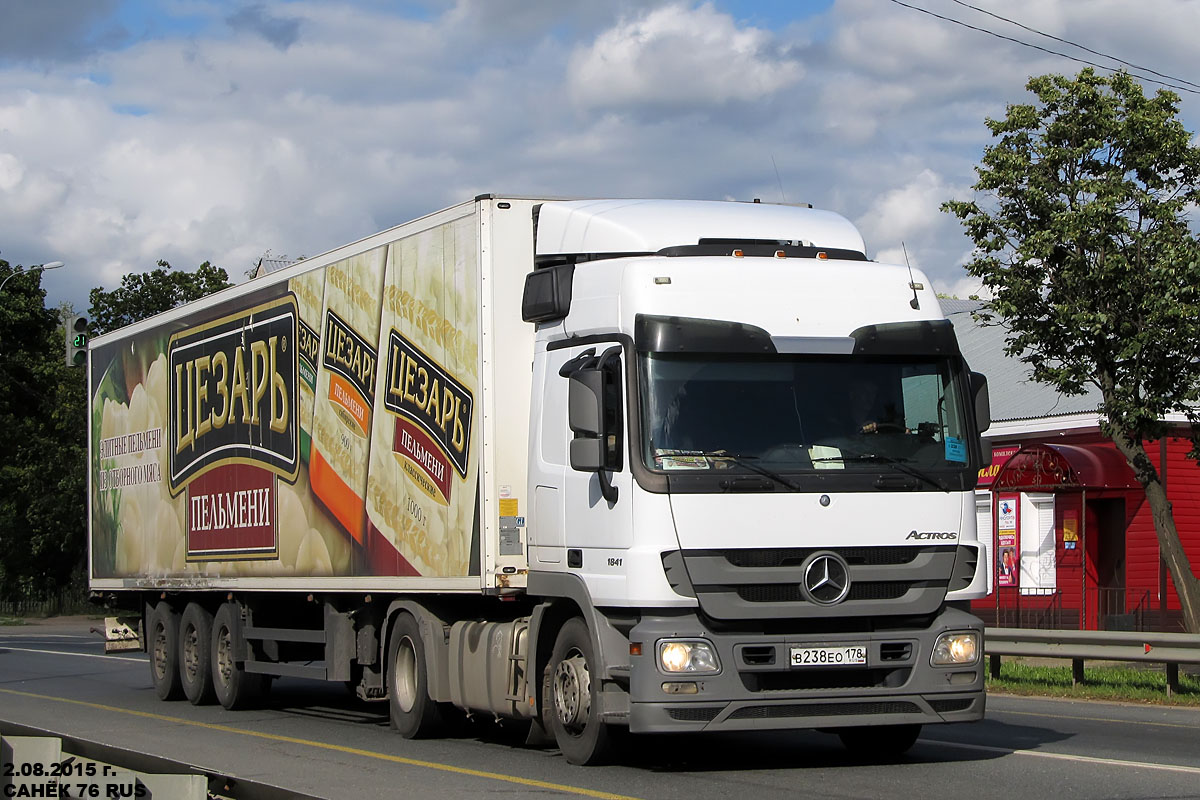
[817,251,828,259]
[774,250,786,259]
[732,249,744,258]
[654,276,672,285]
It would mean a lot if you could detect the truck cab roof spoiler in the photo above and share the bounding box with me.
[533,242,868,270]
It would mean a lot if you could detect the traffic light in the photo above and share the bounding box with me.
[66,315,88,367]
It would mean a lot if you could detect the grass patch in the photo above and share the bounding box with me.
[988,659,1200,705]
[0,615,27,626]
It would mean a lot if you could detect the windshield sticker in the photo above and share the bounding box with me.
[944,436,967,463]
[657,455,711,470]
[653,449,719,470]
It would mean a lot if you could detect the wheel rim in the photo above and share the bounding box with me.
[553,648,591,734]
[183,625,199,681]
[216,625,234,688]
[152,624,169,681]
[393,635,418,713]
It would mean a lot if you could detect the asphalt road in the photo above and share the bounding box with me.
[2,617,1199,800]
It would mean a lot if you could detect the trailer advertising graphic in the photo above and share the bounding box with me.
[90,217,482,582]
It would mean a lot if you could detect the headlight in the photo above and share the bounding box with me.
[931,631,979,666]
[657,640,721,674]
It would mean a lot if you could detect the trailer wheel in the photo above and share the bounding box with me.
[149,602,183,701]
[179,603,216,705]
[547,617,613,766]
[212,602,266,710]
[387,613,443,738]
[837,723,922,757]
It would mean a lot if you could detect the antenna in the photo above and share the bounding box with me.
[902,242,920,310]
[771,155,787,203]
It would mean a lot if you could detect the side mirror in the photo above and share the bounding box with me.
[563,346,623,502]
[970,371,990,433]
[568,369,605,438]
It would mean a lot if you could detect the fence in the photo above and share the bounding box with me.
[985,626,1200,699]
[0,587,101,618]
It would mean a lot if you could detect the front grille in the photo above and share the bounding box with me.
[666,707,723,722]
[930,698,974,714]
[735,582,910,603]
[721,547,925,568]
[678,545,960,620]
[742,668,906,692]
[879,642,913,661]
[728,701,920,720]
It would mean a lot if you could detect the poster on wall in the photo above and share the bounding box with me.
[996,493,1020,587]
[979,444,1021,487]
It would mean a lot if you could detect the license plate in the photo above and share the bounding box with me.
[790,645,868,667]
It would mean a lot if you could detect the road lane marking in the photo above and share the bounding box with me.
[991,706,1200,732]
[0,688,642,800]
[926,739,1200,774]
[0,646,144,662]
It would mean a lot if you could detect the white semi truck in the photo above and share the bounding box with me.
[88,196,991,765]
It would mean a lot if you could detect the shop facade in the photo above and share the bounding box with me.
[947,301,1199,632]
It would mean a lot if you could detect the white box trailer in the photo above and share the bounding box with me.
[89,195,991,765]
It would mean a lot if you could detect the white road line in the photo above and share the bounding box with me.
[0,634,94,639]
[928,739,1200,775]
[0,646,144,662]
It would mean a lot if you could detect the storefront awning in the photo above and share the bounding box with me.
[991,443,1140,492]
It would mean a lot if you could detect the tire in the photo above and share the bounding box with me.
[837,723,922,757]
[148,602,183,701]
[547,617,614,766]
[211,602,266,710]
[387,613,443,738]
[179,603,216,705]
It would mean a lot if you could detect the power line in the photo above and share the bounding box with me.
[947,0,1200,91]
[883,0,1200,95]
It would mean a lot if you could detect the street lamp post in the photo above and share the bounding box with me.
[0,261,65,293]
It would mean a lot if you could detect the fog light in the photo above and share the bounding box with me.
[662,681,699,694]
[931,631,979,666]
[657,640,721,674]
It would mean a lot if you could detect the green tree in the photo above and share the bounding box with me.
[0,261,86,600]
[944,69,1200,632]
[89,260,232,336]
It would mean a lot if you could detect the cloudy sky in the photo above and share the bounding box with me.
[2,0,1198,313]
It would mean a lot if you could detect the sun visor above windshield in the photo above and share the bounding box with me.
[850,320,961,356]
[535,199,867,258]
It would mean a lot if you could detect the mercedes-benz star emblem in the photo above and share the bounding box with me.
[800,552,851,605]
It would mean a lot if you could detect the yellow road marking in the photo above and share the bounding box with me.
[0,688,641,800]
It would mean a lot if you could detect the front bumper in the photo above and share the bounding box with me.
[626,605,985,733]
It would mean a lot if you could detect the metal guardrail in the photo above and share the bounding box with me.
[985,627,1200,699]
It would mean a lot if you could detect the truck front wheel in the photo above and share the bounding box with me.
[837,723,922,757]
[179,603,216,705]
[149,602,183,701]
[388,613,443,738]
[212,602,266,710]
[547,617,614,766]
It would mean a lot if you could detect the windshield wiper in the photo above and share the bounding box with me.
[810,451,948,492]
[692,451,801,492]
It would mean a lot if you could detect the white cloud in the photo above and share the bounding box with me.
[567,3,803,112]
[0,0,1198,313]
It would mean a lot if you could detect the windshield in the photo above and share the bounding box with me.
[640,353,972,476]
